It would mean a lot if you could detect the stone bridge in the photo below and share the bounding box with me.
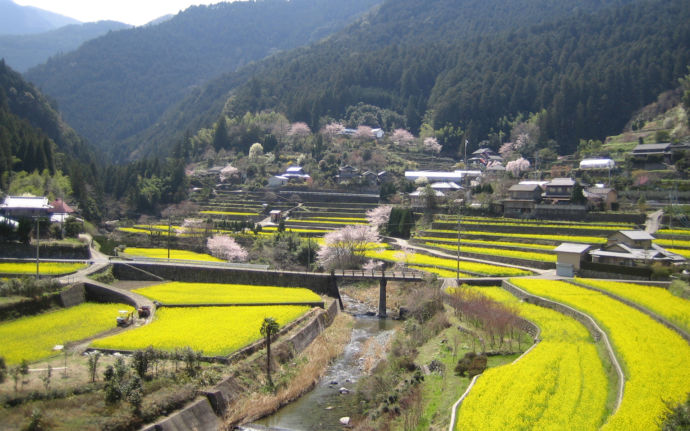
[111,260,426,316]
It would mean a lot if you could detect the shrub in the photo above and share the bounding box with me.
[661,392,690,431]
[454,352,487,378]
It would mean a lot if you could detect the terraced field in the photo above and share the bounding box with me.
[456,286,609,431]
[133,282,321,305]
[364,249,532,276]
[0,262,88,275]
[0,303,132,364]
[573,278,690,335]
[512,279,690,431]
[121,247,224,262]
[91,305,310,356]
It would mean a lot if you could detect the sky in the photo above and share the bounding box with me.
[13,0,233,26]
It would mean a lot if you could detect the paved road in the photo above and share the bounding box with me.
[385,237,549,275]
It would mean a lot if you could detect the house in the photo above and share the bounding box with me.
[584,187,617,211]
[579,158,615,170]
[542,178,577,204]
[284,166,307,177]
[378,171,392,183]
[503,183,543,217]
[468,148,503,167]
[589,230,686,267]
[631,143,673,166]
[282,166,311,183]
[554,243,593,276]
[409,187,445,208]
[0,196,52,218]
[371,128,385,139]
[49,199,76,223]
[430,182,462,191]
[338,165,359,181]
[269,210,283,223]
[404,170,483,187]
[362,171,378,184]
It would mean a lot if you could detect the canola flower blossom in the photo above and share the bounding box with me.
[512,278,690,431]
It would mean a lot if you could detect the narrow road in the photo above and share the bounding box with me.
[385,237,549,275]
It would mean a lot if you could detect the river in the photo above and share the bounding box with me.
[239,296,399,431]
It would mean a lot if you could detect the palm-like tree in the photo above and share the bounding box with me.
[260,317,280,388]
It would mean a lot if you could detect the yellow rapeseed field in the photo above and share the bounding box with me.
[512,279,690,431]
[122,247,224,262]
[0,303,131,364]
[574,278,690,335]
[426,242,556,262]
[0,262,88,275]
[91,305,310,356]
[133,282,321,305]
[456,286,608,431]
[365,249,531,276]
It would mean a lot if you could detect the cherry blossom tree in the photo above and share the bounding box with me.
[220,164,239,183]
[317,225,380,270]
[391,129,415,147]
[207,234,248,262]
[287,122,311,137]
[506,157,531,178]
[366,205,392,231]
[423,137,442,154]
[322,122,345,140]
[355,125,374,140]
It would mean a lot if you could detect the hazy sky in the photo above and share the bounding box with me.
[13,0,233,26]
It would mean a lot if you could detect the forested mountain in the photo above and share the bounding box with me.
[0,21,131,72]
[0,0,79,35]
[24,0,382,161]
[131,0,689,159]
[0,60,104,218]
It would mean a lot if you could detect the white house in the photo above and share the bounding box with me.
[0,196,52,218]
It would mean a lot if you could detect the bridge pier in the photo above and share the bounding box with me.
[378,276,387,318]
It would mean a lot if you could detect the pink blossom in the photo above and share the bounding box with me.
[322,122,345,138]
[287,122,311,137]
[423,137,442,154]
[366,205,392,230]
[317,225,380,270]
[207,234,248,262]
[355,125,374,140]
[506,157,531,177]
[391,129,415,147]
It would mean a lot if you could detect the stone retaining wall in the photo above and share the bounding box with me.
[112,262,341,299]
[59,283,85,307]
[0,243,90,259]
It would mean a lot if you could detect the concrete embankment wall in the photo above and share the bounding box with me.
[142,299,339,431]
[112,262,340,298]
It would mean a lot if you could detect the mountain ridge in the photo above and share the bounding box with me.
[0,0,80,35]
[25,0,382,162]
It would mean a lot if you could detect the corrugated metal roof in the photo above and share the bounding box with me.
[554,243,591,254]
[1,196,51,209]
[618,230,655,241]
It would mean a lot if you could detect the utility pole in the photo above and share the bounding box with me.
[35,217,40,280]
[456,212,461,281]
[167,216,172,261]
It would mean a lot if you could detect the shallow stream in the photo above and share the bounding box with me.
[239,295,398,431]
